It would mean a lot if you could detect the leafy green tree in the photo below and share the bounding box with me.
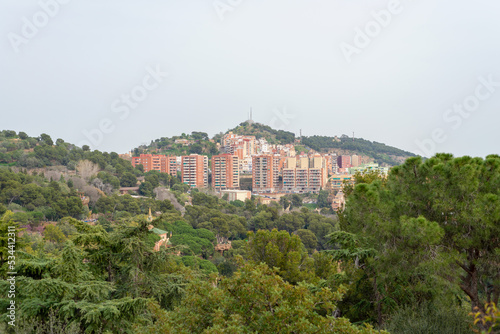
[277,212,305,233]
[188,144,203,154]
[192,192,218,207]
[229,199,244,207]
[139,181,154,197]
[97,171,120,189]
[250,210,277,231]
[4,130,16,138]
[172,183,190,193]
[280,196,292,210]
[317,190,330,208]
[246,229,313,284]
[120,172,137,187]
[291,194,303,207]
[180,256,217,273]
[39,133,54,146]
[191,131,208,141]
[44,224,67,243]
[295,229,318,253]
[342,170,386,198]
[170,234,214,258]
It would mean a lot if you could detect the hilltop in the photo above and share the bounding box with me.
[224,121,296,145]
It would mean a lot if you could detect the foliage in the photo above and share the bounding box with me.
[157,220,215,258]
[383,302,473,334]
[228,121,295,144]
[301,135,415,166]
[246,229,314,284]
[179,256,218,274]
[0,168,84,220]
[471,302,500,333]
[43,224,67,243]
[0,131,137,182]
[294,229,318,253]
[317,190,330,208]
[337,154,500,326]
[135,261,385,334]
[133,131,218,157]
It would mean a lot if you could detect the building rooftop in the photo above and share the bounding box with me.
[150,227,169,235]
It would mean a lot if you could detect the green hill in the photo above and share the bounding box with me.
[301,135,416,166]
[222,121,295,145]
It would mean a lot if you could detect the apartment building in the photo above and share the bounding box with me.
[328,174,354,193]
[324,154,338,175]
[282,156,327,193]
[181,154,208,188]
[349,163,389,176]
[252,155,281,193]
[330,191,345,211]
[212,154,240,191]
[337,155,352,169]
[222,132,257,158]
[131,154,178,176]
[351,155,360,167]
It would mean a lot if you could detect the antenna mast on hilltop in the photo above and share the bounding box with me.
[248,107,254,124]
[352,131,355,141]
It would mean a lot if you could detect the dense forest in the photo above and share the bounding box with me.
[0,130,498,333]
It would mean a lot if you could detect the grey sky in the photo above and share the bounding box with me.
[1,0,499,157]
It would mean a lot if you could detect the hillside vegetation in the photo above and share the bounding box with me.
[301,135,416,166]
[225,121,296,144]
[134,131,218,157]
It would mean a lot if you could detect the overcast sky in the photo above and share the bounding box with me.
[1,0,499,157]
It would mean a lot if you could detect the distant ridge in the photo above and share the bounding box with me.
[0,124,415,167]
[133,121,415,166]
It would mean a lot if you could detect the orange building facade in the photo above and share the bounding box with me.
[131,154,177,176]
[282,155,327,193]
[252,155,282,193]
[181,154,208,188]
[212,154,239,191]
